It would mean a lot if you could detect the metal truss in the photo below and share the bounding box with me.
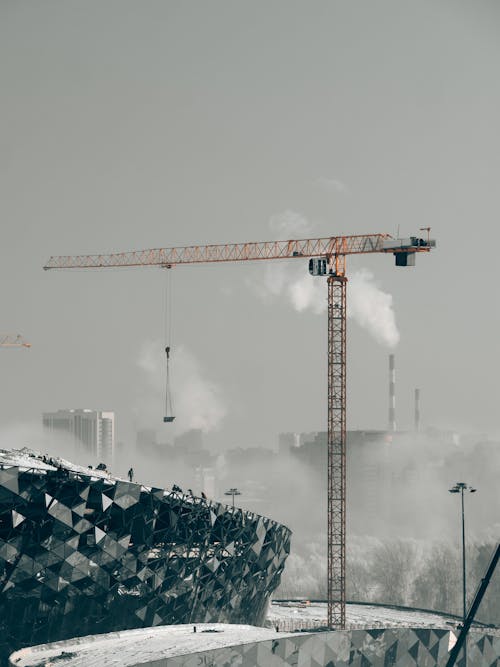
[43,234,391,270]
[327,275,346,629]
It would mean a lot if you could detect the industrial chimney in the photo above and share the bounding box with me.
[414,388,420,432]
[388,354,396,432]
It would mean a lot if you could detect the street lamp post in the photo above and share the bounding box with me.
[224,487,241,509]
[449,482,477,666]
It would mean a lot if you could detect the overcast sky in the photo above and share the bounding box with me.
[1,1,500,455]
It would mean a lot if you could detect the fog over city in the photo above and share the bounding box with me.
[1,0,499,633]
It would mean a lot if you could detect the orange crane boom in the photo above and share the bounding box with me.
[44,230,435,629]
[42,233,425,271]
[0,334,31,348]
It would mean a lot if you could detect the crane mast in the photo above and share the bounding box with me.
[328,274,347,627]
[44,231,435,628]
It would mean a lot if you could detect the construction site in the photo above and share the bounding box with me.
[0,231,497,666]
[41,230,437,631]
[2,3,500,666]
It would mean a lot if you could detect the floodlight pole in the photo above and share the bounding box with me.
[224,487,241,509]
[449,481,477,667]
[461,488,466,625]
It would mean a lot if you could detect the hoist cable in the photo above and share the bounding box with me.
[163,268,174,420]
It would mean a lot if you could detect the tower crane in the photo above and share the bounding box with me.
[0,334,31,348]
[44,230,435,628]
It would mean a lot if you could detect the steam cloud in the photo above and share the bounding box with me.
[248,211,400,347]
[269,209,313,238]
[135,341,226,434]
[348,269,400,347]
[317,176,349,194]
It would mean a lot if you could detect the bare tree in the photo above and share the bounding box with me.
[370,539,420,606]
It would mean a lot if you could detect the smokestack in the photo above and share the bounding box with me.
[388,354,396,432]
[414,388,420,432]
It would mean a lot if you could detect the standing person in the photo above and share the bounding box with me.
[127,467,134,482]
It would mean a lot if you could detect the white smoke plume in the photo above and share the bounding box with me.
[287,271,326,315]
[317,176,349,194]
[348,269,399,348]
[269,209,313,238]
[247,211,399,347]
[247,211,325,313]
[135,341,226,434]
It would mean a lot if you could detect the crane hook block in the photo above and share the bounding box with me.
[163,416,175,423]
[165,346,170,359]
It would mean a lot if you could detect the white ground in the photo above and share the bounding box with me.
[10,603,476,667]
[9,624,300,667]
[268,600,462,630]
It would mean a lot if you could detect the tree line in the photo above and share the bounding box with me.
[276,538,499,625]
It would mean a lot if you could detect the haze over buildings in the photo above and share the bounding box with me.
[43,409,115,464]
[1,3,499,660]
[1,2,500,451]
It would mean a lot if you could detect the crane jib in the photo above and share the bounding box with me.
[43,233,434,270]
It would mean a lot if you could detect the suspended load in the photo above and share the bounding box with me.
[164,346,175,423]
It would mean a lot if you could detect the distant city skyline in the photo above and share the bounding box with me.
[43,408,115,464]
[1,4,499,659]
[1,1,500,455]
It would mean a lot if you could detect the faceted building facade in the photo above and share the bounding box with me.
[0,450,291,664]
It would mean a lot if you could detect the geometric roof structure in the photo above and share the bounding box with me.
[0,449,291,664]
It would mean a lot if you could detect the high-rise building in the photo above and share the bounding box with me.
[43,409,115,463]
[174,429,203,452]
[278,432,300,455]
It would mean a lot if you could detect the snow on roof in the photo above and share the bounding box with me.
[9,602,497,666]
[10,602,483,667]
[9,623,301,667]
[268,600,463,630]
[0,448,57,472]
[0,449,286,516]
[0,448,115,481]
